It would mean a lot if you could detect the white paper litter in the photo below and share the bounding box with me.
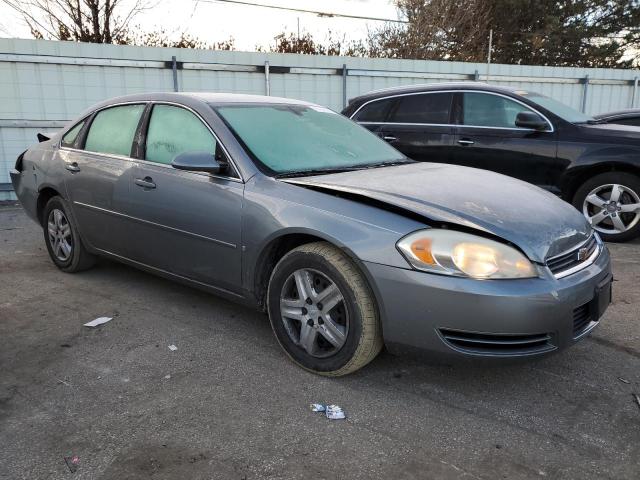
[325,405,346,420]
[168,345,178,351]
[83,317,113,327]
[310,403,326,412]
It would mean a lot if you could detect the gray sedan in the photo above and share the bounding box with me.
[10,93,612,375]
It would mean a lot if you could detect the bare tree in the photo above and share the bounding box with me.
[1,0,151,43]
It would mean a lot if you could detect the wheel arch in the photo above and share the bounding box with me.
[251,228,383,318]
[562,162,640,202]
[36,185,64,225]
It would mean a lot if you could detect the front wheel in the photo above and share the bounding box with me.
[267,242,383,376]
[573,172,640,242]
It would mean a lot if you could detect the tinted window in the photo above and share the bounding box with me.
[61,120,85,148]
[463,93,542,128]
[145,105,216,165]
[85,104,145,156]
[517,91,591,123]
[353,98,395,122]
[215,104,405,175]
[387,93,453,124]
[613,117,640,127]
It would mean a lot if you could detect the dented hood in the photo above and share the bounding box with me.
[284,163,592,263]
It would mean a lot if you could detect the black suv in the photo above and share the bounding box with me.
[343,83,640,242]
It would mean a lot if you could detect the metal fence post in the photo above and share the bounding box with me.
[171,55,178,92]
[264,61,270,96]
[581,75,589,113]
[633,77,639,108]
[342,64,348,109]
[474,69,479,81]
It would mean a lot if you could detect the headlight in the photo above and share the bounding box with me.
[397,229,536,279]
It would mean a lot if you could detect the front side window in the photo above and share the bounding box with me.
[61,120,86,148]
[145,105,216,165]
[517,91,592,124]
[215,104,406,175]
[463,93,541,129]
[85,104,145,156]
[388,92,453,124]
[353,97,395,122]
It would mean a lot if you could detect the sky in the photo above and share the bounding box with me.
[0,0,401,51]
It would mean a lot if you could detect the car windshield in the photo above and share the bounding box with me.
[516,91,594,124]
[213,103,407,176]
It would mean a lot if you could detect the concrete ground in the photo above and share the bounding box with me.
[1,203,639,480]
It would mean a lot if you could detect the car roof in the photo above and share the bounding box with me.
[347,82,519,105]
[90,92,318,110]
[593,108,640,120]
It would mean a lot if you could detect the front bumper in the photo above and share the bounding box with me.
[365,245,611,358]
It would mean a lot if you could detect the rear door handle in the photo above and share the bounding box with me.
[134,177,156,189]
[65,162,80,173]
[457,139,475,146]
[383,136,398,142]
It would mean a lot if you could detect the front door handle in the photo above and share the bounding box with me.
[134,177,156,189]
[65,162,80,173]
[383,136,398,142]
[457,139,475,146]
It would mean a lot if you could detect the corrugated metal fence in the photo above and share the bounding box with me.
[2,37,639,199]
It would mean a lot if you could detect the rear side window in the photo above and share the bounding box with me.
[353,98,395,122]
[85,104,145,157]
[61,120,85,148]
[463,93,535,128]
[387,93,453,124]
[145,105,216,165]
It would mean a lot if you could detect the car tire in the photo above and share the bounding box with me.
[267,242,383,376]
[572,172,640,243]
[42,196,96,272]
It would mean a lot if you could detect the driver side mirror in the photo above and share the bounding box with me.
[171,151,224,174]
[515,111,549,131]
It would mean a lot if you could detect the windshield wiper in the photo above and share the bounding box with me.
[579,119,606,125]
[275,160,414,179]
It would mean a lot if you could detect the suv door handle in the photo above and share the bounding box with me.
[65,162,80,173]
[383,136,398,142]
[457,139,475,146]
[134,177,156,189]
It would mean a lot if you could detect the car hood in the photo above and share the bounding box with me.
[577,123,640,141]
[284,163,592,263]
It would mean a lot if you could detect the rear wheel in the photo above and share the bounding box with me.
[573,172,640,242]
[43,196,96,272]
[267,242,383,376]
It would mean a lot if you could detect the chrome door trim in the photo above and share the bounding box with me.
[58,100,244,183]
[350,89,555,133]
[73,201,238,249]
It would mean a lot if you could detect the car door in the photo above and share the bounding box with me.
[62,103,145,257]
[351,92,456,164]
[452,92,558,190]
[125,103,244,294]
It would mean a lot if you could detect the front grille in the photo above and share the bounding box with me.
[572,302,593,338]
[438,329,555,356]
[547,235,598,277]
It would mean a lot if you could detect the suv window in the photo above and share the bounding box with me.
[85,104,145,156]
[353,97,395,122]
[463,92,539,129]
[387,92,453,124]
[145,105,216,165]
[61,120,86,148]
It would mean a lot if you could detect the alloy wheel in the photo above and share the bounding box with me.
[582,183,640,235]
[47,208,73,262]
[279,268,349,358]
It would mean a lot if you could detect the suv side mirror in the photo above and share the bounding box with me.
[171,151,223,174]
[515,111,549,131]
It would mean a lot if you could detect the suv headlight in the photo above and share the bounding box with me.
[397,229,536,279]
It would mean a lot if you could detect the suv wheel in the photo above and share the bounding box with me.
[573,172,640,242]
[267,242,383,376]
